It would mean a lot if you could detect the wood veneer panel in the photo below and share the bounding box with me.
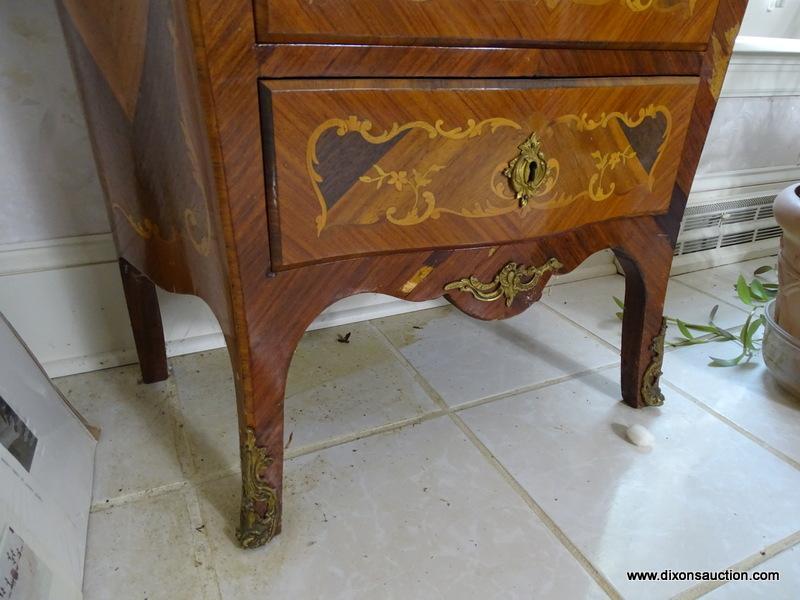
[262,77,698,268]
[57,0,749,549]
[255,0,720,48]
[256,44,705,79]
[56,0,234,333]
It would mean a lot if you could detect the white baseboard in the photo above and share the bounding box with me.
[0,233,115,275]
[687,179,795,208]
[0,237,615,378]
[691,166,800,197]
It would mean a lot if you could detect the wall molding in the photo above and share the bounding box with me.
[691,164,800,198]
[0,233,115,275]
[723,36,800,98]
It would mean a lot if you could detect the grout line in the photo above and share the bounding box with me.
[662,380,800,471]
[366,319,458,406]
[538,273,760,360]
[537,301,623,355]
[168,371,224,598]
[173,299,619,494]
[368,320,623,600]
[446,409,623,600]
[671,530,800,600]
[191,465,240,487]
[183,409,451,488]
[448,361,620,413]
[180,484,224,600]
[89,365,219,513]
[368,317,620,416]
[285,408,449,460]
[169,364,205,481]
[90,480,189,513]
[368,323,451,415]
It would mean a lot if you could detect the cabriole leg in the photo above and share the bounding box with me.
[613,236,673,408]
[232,293,316,549]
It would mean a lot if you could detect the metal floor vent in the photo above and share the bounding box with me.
[674,194,781,257]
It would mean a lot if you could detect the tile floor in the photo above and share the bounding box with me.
[55,257,800,600]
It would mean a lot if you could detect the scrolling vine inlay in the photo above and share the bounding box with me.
[307,105,672,233]
[308,116,521,233]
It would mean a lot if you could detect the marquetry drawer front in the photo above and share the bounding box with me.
[261,77,698,268]
[254,0,720,47]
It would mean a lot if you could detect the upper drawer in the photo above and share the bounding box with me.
[261,77,698,269]
[254,0,720,48]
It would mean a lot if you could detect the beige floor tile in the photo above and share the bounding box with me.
[373,305,619,407]
[169,349,240,480]
[196,417,607,600]
[663,341,800,464]
[542,275,748,350]
[284,322,439,446]
[83,490,217,600]
[458,369,800,600]
[171,322,438,479]
[55,365,185,504]
[75,257,800,600]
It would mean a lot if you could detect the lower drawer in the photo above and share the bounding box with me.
[260,77,698,268]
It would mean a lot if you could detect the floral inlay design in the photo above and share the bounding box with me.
[307,104,672,231]
[358,164,446,225]
[307,116,522,233]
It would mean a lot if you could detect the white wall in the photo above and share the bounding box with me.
[694,94,800,192]
[0,0,797,377]
[699,96,800,174]
[0,1,108,245]
[739,0,800,38]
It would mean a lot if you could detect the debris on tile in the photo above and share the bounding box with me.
[626,424,655,448]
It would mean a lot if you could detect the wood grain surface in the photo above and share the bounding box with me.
[255,0,720,48]
[263,77,698,267]
[56,0,235,340]
[57,0,749,548]
[256,44,705,79]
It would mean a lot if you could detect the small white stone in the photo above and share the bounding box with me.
[626,424,655,448]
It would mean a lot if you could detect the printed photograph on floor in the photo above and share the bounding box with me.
[0,397,37,473]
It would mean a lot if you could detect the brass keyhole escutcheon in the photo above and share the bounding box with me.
[504,133,550,208]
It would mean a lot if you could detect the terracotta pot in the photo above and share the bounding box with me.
[774,183,800,341]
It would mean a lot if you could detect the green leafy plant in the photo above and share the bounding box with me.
[614,265,778,367]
